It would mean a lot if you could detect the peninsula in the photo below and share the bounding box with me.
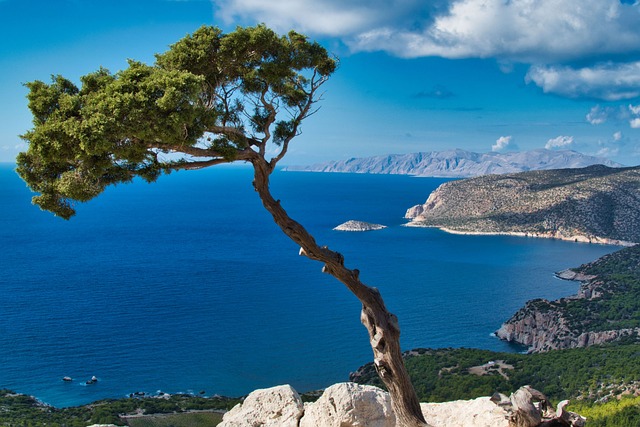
[405,164,640,245]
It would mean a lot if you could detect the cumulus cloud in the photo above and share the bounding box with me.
[629,104,640,128]
[353,0,640,63]
[215,0,640,62]
[214,0,427,37]
[596,131,626,159]
[586,104,640,125]
[545,135,574,150]
[214,0,640,100]
[492,135,516,152]
[526,62,640,101]
[586,105,610,125]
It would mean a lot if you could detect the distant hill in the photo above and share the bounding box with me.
[283,149,621,177]
[405,164,640,244]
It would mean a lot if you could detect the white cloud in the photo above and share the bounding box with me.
[214,0,640,101]
[492,135,515,152]
[215,0,640,63]
[215,0,403,36]
[526,62,640,101]
[586,105,611,125]
[629,104,640,128]
[595,131,626,159]
[545,135,574,150]
[349,0,640,62]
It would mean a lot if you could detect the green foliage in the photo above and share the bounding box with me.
[352,345,640,404]
[552,245,640,333]
[0,390,238,427]
[18,25,336,219]
[126,412,223,427]
[570,396,640,427]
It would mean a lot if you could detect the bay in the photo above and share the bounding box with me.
[0,163,617,407]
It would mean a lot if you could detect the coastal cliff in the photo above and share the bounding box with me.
[496,244,640,352]
[405,164,640,245]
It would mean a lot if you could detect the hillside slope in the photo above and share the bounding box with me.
[405,165,640,244]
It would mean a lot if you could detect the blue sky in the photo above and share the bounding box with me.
[1,0,640,165]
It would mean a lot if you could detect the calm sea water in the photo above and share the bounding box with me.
[0,163,618,407]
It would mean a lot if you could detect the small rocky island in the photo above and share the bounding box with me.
[333,220,387,232]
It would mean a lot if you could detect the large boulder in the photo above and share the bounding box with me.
[300,382,395,427]
[219,384,304,427]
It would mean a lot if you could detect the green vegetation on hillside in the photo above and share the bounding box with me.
[126,412,223,427]
[0,390,237,427]
[571,396,640,427]
[515,244,640,336]
[352,345,640,404]
[353,345,640,426]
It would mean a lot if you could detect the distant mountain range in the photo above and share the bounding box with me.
[283,149,622,177]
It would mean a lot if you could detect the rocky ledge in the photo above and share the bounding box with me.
[218,382,584,427]
[333,220,387,232]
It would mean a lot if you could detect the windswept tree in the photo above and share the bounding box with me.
[17,25,428,426]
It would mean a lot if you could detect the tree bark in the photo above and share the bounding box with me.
[250,157,429,427]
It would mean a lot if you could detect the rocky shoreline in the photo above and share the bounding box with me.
[403,224,637,247]
[495,244,640,353]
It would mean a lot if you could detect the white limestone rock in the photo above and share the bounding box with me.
[300,382,395,427]
[420,397,510,427]
[219,384,304,427]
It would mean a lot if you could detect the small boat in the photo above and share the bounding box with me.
[62,376,73,382]
[86,376,98,385]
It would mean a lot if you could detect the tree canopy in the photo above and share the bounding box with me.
[17,25,336,219]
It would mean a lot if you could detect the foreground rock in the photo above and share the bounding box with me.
[220,384,303,427]
[300,382,395,427]
[333,220,387,231]
[219,382,584,427]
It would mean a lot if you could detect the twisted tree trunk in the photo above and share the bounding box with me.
[251,158,429,427]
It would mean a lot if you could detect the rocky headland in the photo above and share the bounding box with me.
[405,164,640,245]
[496,244,640,353]
[284,148,620,178]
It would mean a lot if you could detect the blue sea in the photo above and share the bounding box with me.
[0,163,618,408]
